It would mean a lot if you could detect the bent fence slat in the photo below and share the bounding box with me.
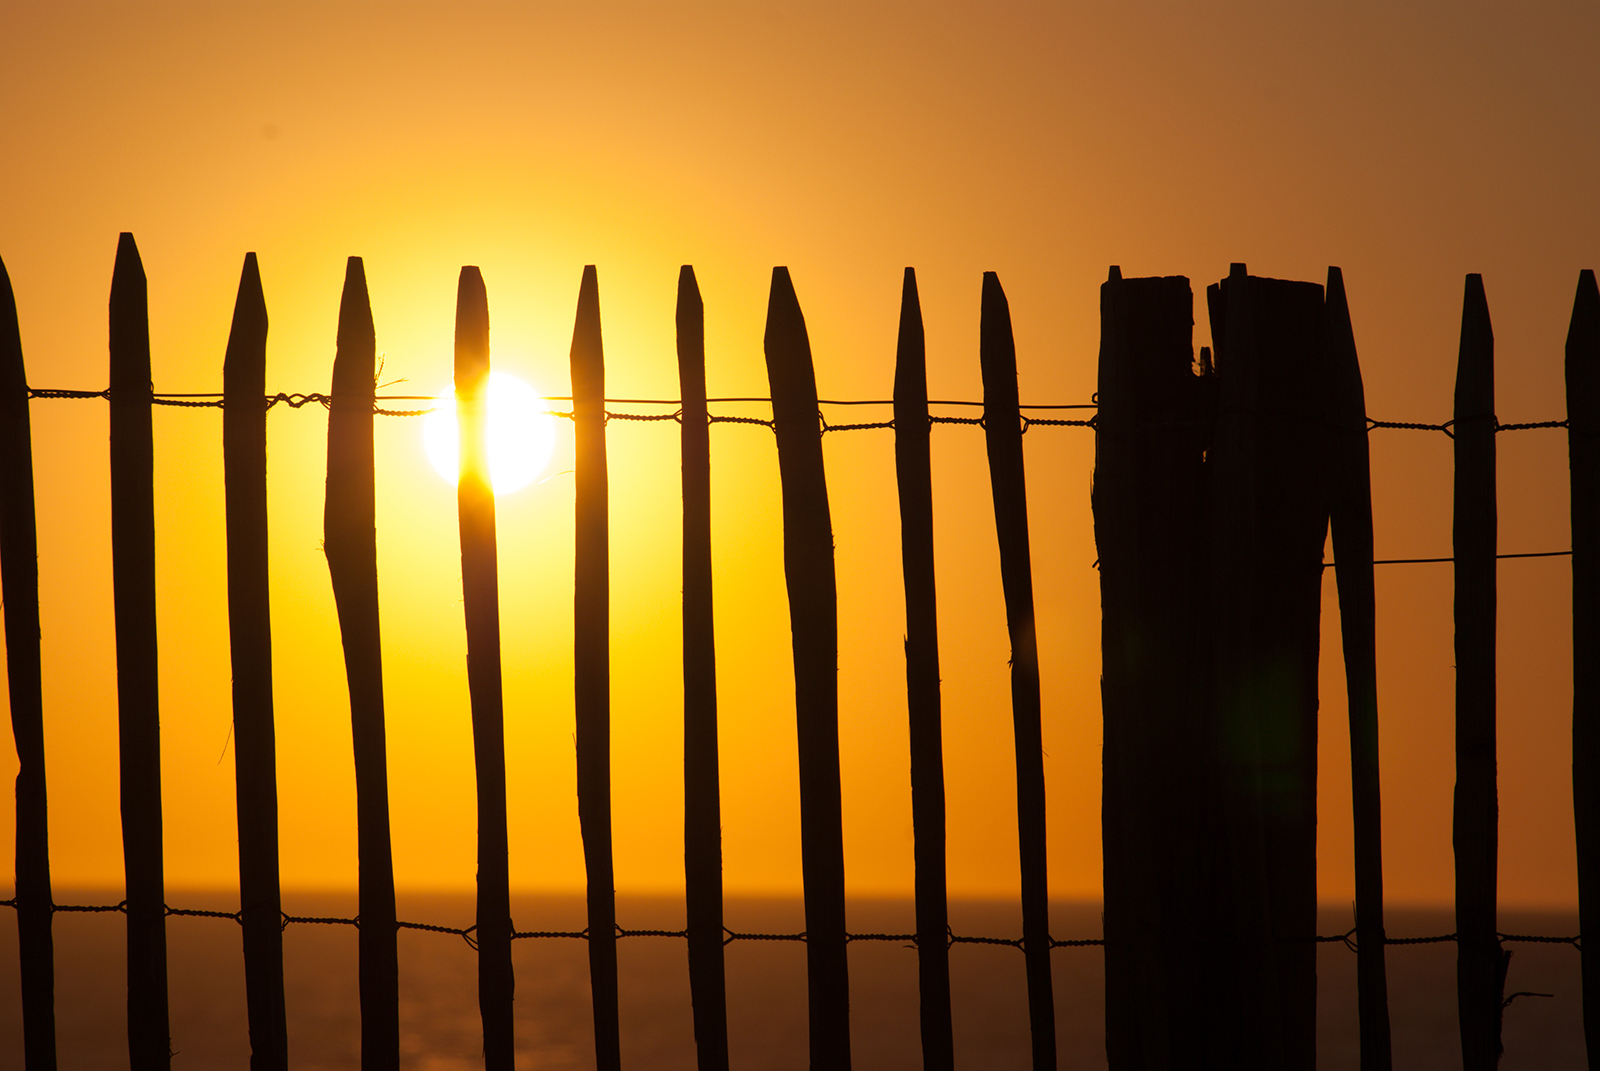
[1454,273,1504,1070]
[572,265,622,1071]
[323,256,400,1071]
[454,266,516,1069]
[109,232,171,1071]
[978,271,1056,1071]
[1321,266,1392,1071]
[0,253,56,1071]
[1567,267,1600,1068]
[893,267,955,1071]
[221,252,289,1071]
[677,265,731,1071]
[763,266,852,1071]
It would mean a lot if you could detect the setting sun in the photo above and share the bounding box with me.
[421,370,557,494]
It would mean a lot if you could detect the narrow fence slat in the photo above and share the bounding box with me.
[1453,273,1504,1070]
[763,266,851,1070]
[571,265,621,1071]
[676,265,730,1071]
[323,256,399,1071]
[977,271,1055,1071]
[1321,266,1393,1071]
[109,232,171,1071]
[454,267,515,1069]
[891,267,954,1071]
[1094,268,1213,1065]
[1568,267,1600,1069]
[221,252,288,1071]
[0,253,57,1070]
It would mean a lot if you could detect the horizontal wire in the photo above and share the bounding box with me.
[0,899,1575,953]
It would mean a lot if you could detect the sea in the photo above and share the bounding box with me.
[0,893,1586,1068]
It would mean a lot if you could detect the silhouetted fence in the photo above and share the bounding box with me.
[0,237,1597,1071]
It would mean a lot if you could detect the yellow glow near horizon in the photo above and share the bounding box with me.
[422,371,557,494]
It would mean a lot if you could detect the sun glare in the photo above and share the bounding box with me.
[423,371,557,494]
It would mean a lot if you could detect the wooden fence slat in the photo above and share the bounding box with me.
[571,265,621,1071]
[454,266,515,1069]
[1320,266,1392,1071]
[323,256,400,1071]
[0,253,57,1071]
[221,252,288,1071]
[1095,267,1213,1066]
[977,271,1055,1071]
[676,265,730,1071]
[891,267,954,1071]
[109,232,171,1071]
[1453,273,1504,1070]
[763,266,851,1070]
[1568,267,1600,1069]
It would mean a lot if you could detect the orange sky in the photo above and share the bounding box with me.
[0,1,1597,908]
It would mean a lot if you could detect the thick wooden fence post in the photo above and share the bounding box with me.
[763,266,851,1071]
[891,267,954,1071]
[0,254,57,1071]
[1570,268,1600,1070]
[109,232,171,1071]
[1320,267,1392,1071]
[1453,273,1505,1070]
[1095,267,1214,1068]
[222,252,289,1071]
[677,265,730,1071]
[1205,263,1325,1070]
[977,271,1055,1071]
[323,256,400,1071]
[454,267,516,1069]
[571,265,621,1071]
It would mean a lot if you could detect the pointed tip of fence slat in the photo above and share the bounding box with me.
[109,233,150,393]
[454,266,490,379]
[893,269,926,412]
[979,273,1017,404]
[1569,269,1599,356]
[570,266,604,404]
[0,252,22,394]
[764,266,806,354]
[1456,274,1494,411]
[224,254,268,373]
[677,263,701,304]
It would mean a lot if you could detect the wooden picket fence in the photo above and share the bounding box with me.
[1,235,1597,1071]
